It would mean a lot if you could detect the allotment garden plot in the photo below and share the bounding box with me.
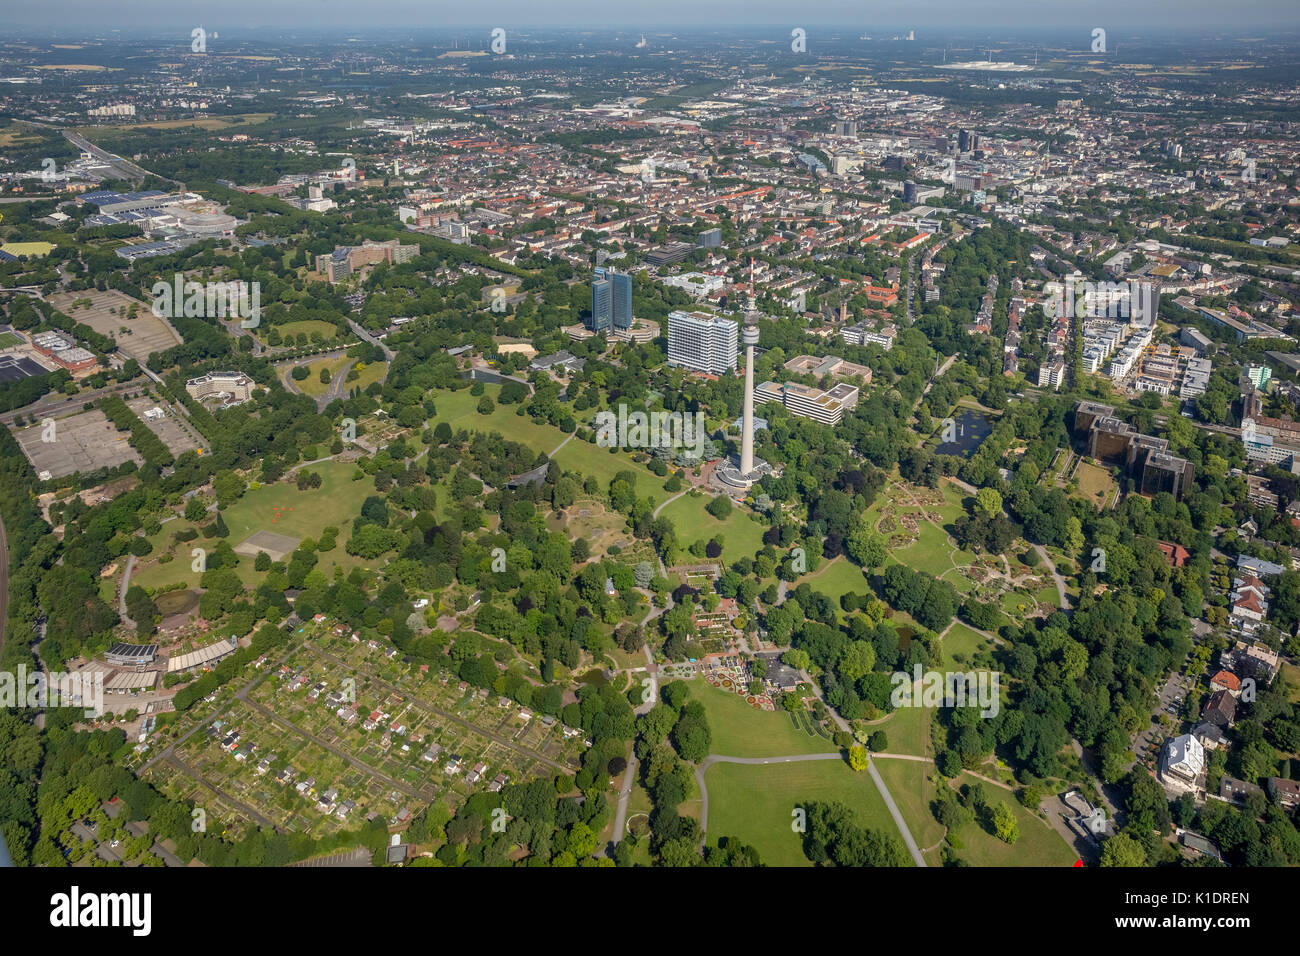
[143,624,585,838]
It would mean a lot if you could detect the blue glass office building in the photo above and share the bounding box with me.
[589,267,632,332]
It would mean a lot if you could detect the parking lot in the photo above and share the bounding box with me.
[126,396,202,456]
[47,289,182,363]
[14,408,142,479]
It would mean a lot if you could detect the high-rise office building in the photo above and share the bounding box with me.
[589,266,633,332]
[666,310,737,375]
[903,180,918,204]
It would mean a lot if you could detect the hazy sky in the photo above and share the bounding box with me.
[5,0,1300,34]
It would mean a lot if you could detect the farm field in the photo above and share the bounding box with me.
[703,758,907,867]
[693,681,829,758]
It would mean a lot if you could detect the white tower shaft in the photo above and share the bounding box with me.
[741,343,755,474]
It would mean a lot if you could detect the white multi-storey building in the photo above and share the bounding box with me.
[666,310,737,375]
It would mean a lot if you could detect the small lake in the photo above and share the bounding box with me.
[935,409,994,459]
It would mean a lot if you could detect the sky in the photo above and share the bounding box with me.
[4,0,1300,35]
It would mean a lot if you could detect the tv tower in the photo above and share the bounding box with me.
[740,258,760,475]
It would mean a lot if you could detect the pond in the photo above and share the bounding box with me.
[936,408,994,459]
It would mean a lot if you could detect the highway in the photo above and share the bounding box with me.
[0,377,149,427]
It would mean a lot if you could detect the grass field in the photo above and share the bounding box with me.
[0,242,55,258]
[75,113,274,132]
[942,621,991,664]
[873,758,946,855]
[694,681,830,758]
[0,331,21,348]
[1072,460,1116,508]
[431,385,572,456]
[347,361,387,391]
[658,493,767,565]
[430,385,668,496]
[1282,663,1300,704]
[704,758,908,867]
[296,356,351,397]
[946,773,1076,866]
[872,695,933,757]
[793,556,870,606]
[267,319,342,344]
[131,460,373,592]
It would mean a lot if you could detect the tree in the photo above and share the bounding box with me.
[868,731,888,752]
[1100,832,1147,867]
[975,487,1003,518]
[991,802,1019,844]
[184,496,206,521]
[319,367,332,384]
[476,395,495,415]
[845,513,886,569]
[706,495,732,520]
[839,640,876,681]
[848,745,869,771]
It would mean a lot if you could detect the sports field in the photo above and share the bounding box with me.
[703,758,907,867]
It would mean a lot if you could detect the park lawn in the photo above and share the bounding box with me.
[0,331,21,348]
[430,385,572,457]
[1001,590,1036,619]
[221,460,369,545]
[704,758,908,867]
[942,621,990,663]
[1034,585,1061,612]
[1282,663,1300,704]
[658,493,767,565]
[1073,460,1116,507]
[266,319,342,344]
[550,439,663,494]
[296,355,352,397]
[872,696,933,758]
[892,518,975,576]
[131,463,374,591]
[695,681,830,758]
[347,361,388,391]
[946,773,1076,867]
[795,556,869,606]
[872,757,946,854]
[937,564,978,594]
